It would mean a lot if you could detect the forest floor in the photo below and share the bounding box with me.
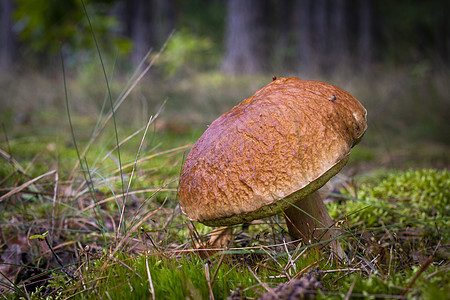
[0,67,449,299]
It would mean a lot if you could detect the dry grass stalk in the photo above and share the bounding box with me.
[0,170,56,202]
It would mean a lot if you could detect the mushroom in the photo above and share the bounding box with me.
[178,77,367,258]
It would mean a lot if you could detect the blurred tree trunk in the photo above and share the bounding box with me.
[221,0,267,74]
[296,0,331,75]
[312,0,327,71]
[297,0,362,74]
[330,0,348,71]
[0,0,17,71]
[150,0,174,46]
[296,0,313,74]
[125,0,174,67]
[358,0,372,71]
[272,0,292,68]
[126,0,151,67]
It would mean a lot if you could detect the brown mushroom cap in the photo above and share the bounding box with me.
[178,77,367,226]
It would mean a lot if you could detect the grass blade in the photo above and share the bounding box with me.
[80,0,126,234]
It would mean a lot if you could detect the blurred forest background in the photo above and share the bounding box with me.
[2,0,449,73]
[0,0,449,168]
[1,2,449,298]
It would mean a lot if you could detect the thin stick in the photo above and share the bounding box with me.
[189,222,203,247]
[258,245,290,280]
[102,255,142,280]
[292,247,308,266]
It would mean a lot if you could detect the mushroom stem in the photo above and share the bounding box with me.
[284,191,345,259]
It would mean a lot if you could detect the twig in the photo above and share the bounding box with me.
[425,266,449,280]
[0,170,19,186]
[140,227,159,251]
[292,246,308,266]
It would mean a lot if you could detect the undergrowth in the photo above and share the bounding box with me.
[0,6,449,300]
[1,155,448,299]
[329,168,449,229]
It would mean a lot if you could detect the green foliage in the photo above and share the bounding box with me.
[328,169,450,229]
[13,0,131,59]
[156,29,220,76]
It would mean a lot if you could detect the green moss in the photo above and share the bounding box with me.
[328,169,449,229]
[317,263,449,299]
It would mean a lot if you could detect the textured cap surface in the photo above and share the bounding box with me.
[178,77,367,226]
